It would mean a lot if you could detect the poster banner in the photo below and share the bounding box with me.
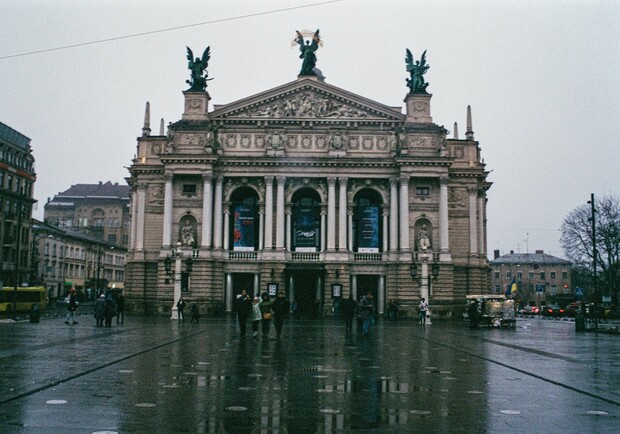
[233,205,255,251]
[358,206,379,253]
[295,206,318,252]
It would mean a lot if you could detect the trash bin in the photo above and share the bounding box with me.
[29,304,41,323]
[575,312,585,332]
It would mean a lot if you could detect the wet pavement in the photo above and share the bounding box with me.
[0,312,618,433]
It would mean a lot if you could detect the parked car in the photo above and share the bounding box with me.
[541,305,565,317]
[522,305,540,315]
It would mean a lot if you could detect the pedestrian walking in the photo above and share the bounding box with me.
[94,294,106,327]
[235,290,253,337]
[468,300,479,329]
[104,293,116,328]
[342,294,357,331]
[250,297,262,338]
[190,304,201,323]
[64,288,79,325]
[272,291,290,339]
[116,291,125,324]
[418,297,429,325]
[259,292,273,340]
[358,292,375,336]
[177,298,186,322]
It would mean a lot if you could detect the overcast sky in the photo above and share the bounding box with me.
[1,0,618,259]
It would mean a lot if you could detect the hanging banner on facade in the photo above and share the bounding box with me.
[358,206,379,253]
[295,207,317,252]
[233,205,255,251]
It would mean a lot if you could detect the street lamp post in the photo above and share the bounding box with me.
[12,206,24,320]
[410,255,440,325]
[95,246,102,297]
[588,193,598,330]
[164,243,194,320]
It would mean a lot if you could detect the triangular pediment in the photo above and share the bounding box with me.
[209,77,404,123]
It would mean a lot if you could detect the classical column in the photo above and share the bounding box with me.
[223,209,230,251]
[338,177,348,250]
[382,207,389,252]
[253,273,259,299]
[399,175,410,251]
[225,273,233,312]
[213,177,223,249]
[289,274,295,304]
[264,176,274,250]
[478,190,485,255]
[162,173,173,248]
[201,174,213,248]
[276,176,286,250]
[130,187,137,250]
[378,275,385,315]
[327,177,336,250]
[468,187,478,254]
[320,209,326,252]
[389,178,399,251]
[135,183,147,250]
[258,209,264,251]
[439,176,450,255]
[315,274,322,307]
[347,211,353,251]
[285,209,292,251]
[351,274,357,300]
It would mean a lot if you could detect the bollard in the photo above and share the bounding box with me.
[29,304,41,323]
[575,312,585,332]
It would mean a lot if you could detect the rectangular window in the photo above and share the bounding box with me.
[506,271,512,279]
[550,285,557,295]
[415,186,430,196]
[540,272,545,280]
[529,271,534,279]
[494,271,500,279]
[494,285,501,294]
[550,271,556,279]
[517,271,523,279]
[562,271,568,279]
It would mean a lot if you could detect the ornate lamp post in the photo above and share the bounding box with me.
[164,243,194,320]
[410,257,440,324]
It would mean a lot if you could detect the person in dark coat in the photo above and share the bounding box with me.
[104,294,116,328]
[468,300,479,329]
[190,304,201,323]
[64,288,78,325]
[258,292,273,340]
[272,291,290,339]
[116,291,125,324]
[342,294,357,331]
[177,298,186,322]
[235,290,253,337]
[94,294,106,327]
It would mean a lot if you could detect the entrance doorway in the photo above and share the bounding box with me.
[293,272,320,318]
[357,274,379,307]
[233,273,255,299]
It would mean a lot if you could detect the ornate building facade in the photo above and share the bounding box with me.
[0,121,36,288]
[125,55,491,317]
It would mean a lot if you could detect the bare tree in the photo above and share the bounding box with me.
[560,196,620,304]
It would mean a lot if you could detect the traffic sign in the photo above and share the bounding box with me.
[575,287,584,297]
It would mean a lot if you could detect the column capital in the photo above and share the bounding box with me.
[468,186,477,196]
[202,173,213,183]
[390,177,400,187]
[400,174,410,184]
[339,177,348,185]
[215,176,224,185]
[439,176,449,185]
[327,177,337,186]
[276,175,286,185]
[164,172,174,182]
[137,182,148,191]
[265,175,275,184]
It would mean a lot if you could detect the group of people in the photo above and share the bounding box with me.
[64,288,125,327]
[341,292,376,336]
[235,290,290,339]
[93,290,125,327]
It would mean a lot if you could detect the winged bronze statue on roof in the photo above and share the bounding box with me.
[405,49,429,94]
[295,29,321,76]
[186,46,212,91]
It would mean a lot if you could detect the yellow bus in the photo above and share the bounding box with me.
[0,286,47,313]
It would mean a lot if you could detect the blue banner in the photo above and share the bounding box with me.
[358,206,379,252]
[233,205,255,251]
[295,206,318,251]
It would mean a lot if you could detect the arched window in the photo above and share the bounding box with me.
[229,187,259,251]
[353,189,383,253]
[291,188,321,252]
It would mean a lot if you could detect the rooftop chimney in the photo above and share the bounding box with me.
[494,249,500,259]
[535,250,544,254]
